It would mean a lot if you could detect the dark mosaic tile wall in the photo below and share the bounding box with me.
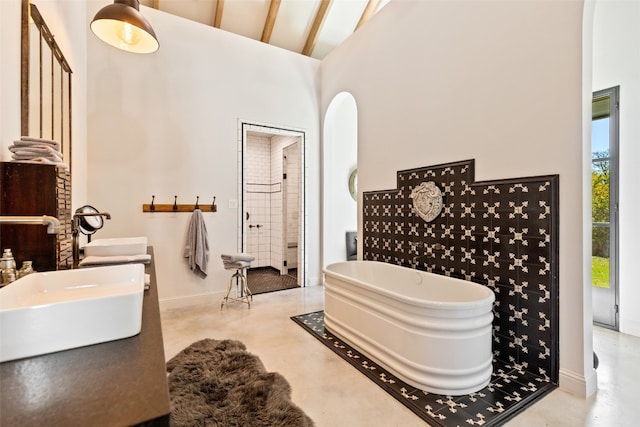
[362,159,559,384]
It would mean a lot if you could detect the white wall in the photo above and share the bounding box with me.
[593,0,640,336]
[86,5,321,307]
[320,0,592,397]
[322,92,358,266]
[1,0,23,160]
[0,0,88,210]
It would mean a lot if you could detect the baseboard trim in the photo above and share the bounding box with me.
[159,291,224,310]
[559,367,597,398]
[159,282,322,310]
[620,317,640,337]
[307,276,321,287]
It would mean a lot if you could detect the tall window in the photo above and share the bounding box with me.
[592,86,619,329]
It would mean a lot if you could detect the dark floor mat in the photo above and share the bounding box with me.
[247,268,299,295]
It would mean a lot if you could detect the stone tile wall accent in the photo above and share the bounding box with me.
[362,159,559,383]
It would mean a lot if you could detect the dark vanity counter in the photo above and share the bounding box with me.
[0,247,170,426]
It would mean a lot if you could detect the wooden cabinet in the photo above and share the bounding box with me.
[0,162,72,271]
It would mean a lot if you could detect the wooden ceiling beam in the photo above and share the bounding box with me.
[261,0,281,43]
[302,0,333,56]
[214,0,224,28]
[355,0,380,31]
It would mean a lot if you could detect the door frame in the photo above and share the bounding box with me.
[238,121,307,286]
[282,141,301,276]
[591,86,620,330]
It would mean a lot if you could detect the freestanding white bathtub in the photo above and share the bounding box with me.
[324,260,495,396]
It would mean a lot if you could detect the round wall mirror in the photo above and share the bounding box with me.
[348,169,357,201]
[75,205,105,235]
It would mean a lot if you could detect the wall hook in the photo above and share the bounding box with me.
[173,195,178,211]
[150,195,155,211]
[211,196,217,212]
[195,196,200,210]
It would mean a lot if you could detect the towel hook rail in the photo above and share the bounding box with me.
[142,195,218,213]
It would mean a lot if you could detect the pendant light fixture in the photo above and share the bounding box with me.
[91,0,159,54]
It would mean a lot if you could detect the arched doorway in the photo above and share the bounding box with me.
[322,92,358,268]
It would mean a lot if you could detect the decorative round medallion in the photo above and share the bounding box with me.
[410,181,443,222]
[348,168,357,201]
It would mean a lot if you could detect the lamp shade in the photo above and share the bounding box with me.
[91,0,159,54]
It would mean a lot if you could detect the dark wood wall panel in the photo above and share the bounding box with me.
[0,162,72,272]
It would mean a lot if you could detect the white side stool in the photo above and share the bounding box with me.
[220,260,252,309]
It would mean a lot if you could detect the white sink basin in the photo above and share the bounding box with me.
[84,237,148,257]
[0,263,145,362]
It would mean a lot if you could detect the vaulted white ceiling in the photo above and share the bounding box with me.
[140,0,390,59]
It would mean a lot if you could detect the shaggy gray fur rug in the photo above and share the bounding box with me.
[166,338,315,427]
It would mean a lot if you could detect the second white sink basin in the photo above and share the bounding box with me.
[84,237,148,257]
[0,263,145,362]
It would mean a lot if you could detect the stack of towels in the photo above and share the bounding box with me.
[221,253,255,270]
[8,136,67,169]
[79,254,152,268]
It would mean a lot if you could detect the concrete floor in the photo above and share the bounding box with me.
[160,286,640,427]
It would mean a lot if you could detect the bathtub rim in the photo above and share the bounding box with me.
[323,260,495,311]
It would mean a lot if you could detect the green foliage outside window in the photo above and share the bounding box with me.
[592,151,610,288]
[592,256,610,288]
[592,151,610,259]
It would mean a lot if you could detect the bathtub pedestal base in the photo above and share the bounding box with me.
[325,314,492,396]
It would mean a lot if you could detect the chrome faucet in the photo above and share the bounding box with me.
[413,253,432,264]
[412,243,445,264]
[0,215,61,234]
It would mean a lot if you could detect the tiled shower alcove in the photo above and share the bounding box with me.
[358,159,559,425]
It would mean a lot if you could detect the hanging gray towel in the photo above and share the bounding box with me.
[184,208,209,278]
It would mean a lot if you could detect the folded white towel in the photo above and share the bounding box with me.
[14,140,60,149]
[19,136,61,150]
[221,253,255,263]
[11,152,63,163]
[78,254,152,267]
[222,260,252,270]
[9,145,62,159]
[12,141,62,151]
[12,155,62,164]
